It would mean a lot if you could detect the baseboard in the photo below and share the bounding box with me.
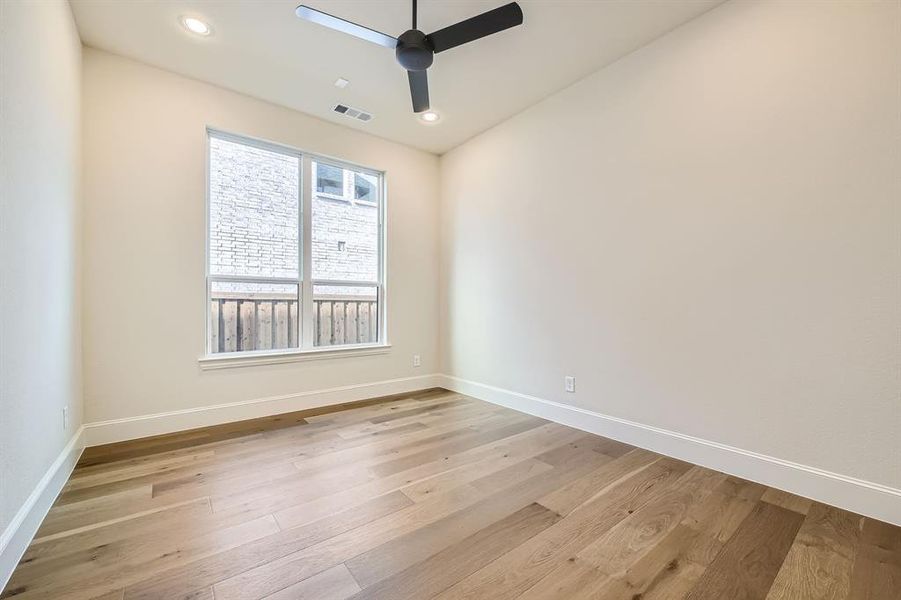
[84,374,442,446]
[438,374,901,526]
[0,426,85,592]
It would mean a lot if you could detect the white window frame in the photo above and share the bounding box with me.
[200,128,388,368]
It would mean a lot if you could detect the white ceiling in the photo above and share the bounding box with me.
[71,0,722,154]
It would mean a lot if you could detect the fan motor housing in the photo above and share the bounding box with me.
[395,30,434,71]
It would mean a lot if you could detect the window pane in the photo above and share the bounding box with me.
[209,281,299,353]
[354,172,377,202]
[209,137,299,278]
[312,161,380,282]
[313,284,378,347]
[315,162,344,196]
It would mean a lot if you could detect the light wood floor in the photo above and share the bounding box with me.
[2,390,899,599]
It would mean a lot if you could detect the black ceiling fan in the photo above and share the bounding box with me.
[295,0,524,113]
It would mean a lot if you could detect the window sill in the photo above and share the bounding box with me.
[316,192,352,202]
[198,344,391,370]
[315,192,377,207]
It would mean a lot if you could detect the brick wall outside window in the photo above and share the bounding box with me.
[209,137,378,297]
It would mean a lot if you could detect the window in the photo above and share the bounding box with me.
[313,161,379,205]
[207,131,384,356]
[315,163,343,196]
[354,172,378,203]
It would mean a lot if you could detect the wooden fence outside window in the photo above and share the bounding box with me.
[209,292,378,353]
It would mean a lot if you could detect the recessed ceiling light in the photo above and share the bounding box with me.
[334,77,350,89]
[181,16,211,36]
[420,111,440,123]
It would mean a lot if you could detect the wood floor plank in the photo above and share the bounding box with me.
[88,591,126,600]
[204,411,511,516]
[66,451,217,491]
[362,399,467,426]
[212,447,607,600]
[762,487,814,516]
[515,557,609,600]
[683,500,805,600]
[268,423,584,531]
[287,409,518,477]
[576,466,728,577]
[847,517,901,600]
[172,589,213,600]
[23,496,213,565]
[432,457,693,600]
[5,514,281,599]
[551,479,764,599]
[583,526,709,600]
[399,456,551,503]
[718,475,768,501]
[210,486,492,599]
[766,502,863,600]
[537,448,658,516]
[33,485,155,539]
[122,491,412,600]
[261,564,361,600]
[344,454,594,588]
[366,415,545,478]
[348,503,560,600]
[517,467,731,600]
[694,478,767,540]
[33,495,208,543]
[3,392,899,600]
[213,424,548,528]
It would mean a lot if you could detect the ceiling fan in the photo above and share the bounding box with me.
[295,0,524,113]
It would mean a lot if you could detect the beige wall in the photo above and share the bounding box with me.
[440,0,901,489]
[0,0,82,565]
[81,49,440,424]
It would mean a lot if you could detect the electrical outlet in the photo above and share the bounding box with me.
[413,354,421,367]
[62,406,69,431]
[564,376,575,393]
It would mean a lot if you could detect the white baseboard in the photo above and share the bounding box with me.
[84,374,442,447]
[0,426,85,592]
[438,374,901,526]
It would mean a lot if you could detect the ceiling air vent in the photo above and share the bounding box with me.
[333,104,373,123]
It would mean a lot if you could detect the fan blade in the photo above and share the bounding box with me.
[426,2,523,54]
[408,70,430,113]
[295,5,397,48]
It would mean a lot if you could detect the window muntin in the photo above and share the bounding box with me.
[206,131,384,356]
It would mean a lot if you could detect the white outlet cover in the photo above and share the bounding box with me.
[564,376,575,393]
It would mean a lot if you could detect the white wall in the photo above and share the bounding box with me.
[440,0,900,497]
[81,49,440,432]
[0,0,83,582]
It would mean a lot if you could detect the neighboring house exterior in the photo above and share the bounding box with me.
[311,161,380,293]
[209,137,378,298]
